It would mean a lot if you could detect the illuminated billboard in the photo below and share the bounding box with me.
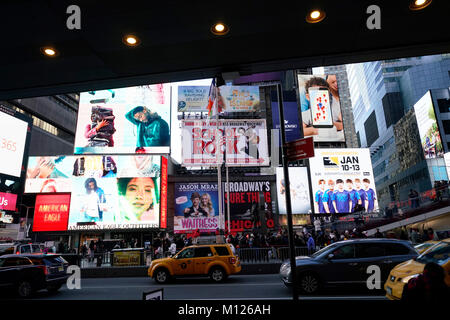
[174,182,220,234]
[276,167,311,214]
[181,119,269,167]
[33,194,71,232]
[309,149,378,214]
[297,74,345,142]
[74,84,171,154]
[0,105,32,213]
[414,91,444,159]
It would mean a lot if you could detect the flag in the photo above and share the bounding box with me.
[206,78,217,117]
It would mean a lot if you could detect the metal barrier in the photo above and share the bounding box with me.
[236,246,316,264]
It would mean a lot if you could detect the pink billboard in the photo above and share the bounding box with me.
[0,192,18,211]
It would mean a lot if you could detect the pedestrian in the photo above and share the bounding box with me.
[374,228,383,238]
[307,234,315,255]
[169,242,177,256]
[89,241,95,263]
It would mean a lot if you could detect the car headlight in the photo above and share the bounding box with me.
[400,274,420,284]
[280,263,291,276]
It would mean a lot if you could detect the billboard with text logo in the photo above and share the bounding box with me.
[309,149,378,214]
[181,119,269,167]
[174,182,219,234]
[33,194,71,232]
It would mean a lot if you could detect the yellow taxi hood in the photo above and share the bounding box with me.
[391,259,425,277]
[151,257,172,265]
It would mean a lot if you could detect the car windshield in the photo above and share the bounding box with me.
[416,241,450,266]
[32,245,43,253]
[310,242,340,259]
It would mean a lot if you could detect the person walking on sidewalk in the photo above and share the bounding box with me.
[307,234,315,255]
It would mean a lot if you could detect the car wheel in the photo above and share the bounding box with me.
[299,273,320,294]
[154,268,170,284]
[209,267,227,283]
[47,283,62,293]
[17,281,33,298]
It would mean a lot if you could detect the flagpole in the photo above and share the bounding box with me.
[215,80,224,235]
[226,164,231,234]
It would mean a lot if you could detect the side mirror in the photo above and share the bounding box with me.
[327,253,334,260]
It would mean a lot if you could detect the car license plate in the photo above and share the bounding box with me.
[386,286,392,295]
[58,266,64,272]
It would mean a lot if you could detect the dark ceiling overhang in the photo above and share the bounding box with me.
[1,0,449,100]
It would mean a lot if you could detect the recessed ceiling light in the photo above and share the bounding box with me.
[40,47,58,57]
[409,0,432,10]
[306,9,326,23]
[211,22,229,35]
[123,34,140,46]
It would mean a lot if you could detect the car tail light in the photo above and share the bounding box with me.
[37,265,49,275]
[16,251,20,255]
[229,257,236,264]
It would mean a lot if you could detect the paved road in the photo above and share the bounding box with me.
[1,274,387,300]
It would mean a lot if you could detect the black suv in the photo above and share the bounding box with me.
[280,238,418,294]
[0,254,69,298]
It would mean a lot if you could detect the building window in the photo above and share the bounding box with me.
[437,98,450,113]
[442,120,450,135]
[364,111,379,147]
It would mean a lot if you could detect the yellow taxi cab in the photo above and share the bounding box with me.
[384,238,450,300]
[148,244,241,284]
[414,240,439,255]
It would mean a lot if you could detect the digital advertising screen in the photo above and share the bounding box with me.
[0,108,29,178]
[298,74,345,142]
[181,119,269,167]
[33,194,71,232]
[309,149,378,214]
[74,84,171,155]
[177,86,210,112]
[0,192,18,211]
[218,86,261,113]
[25,155,166,230]
[223,180,275,232]
[276,167,311,215]
[414,91,444,159]
[0,105,32,213]
[271,90,302,144]
[174,182,220,234]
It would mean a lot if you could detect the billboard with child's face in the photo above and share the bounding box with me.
[309,149,378,214]
[298,74,345,142]
[74,85,171,154]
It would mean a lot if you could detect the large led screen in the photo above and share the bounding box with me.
[33,194,71,232]
[25,155,166,230]
[414,91,444,159]
[276,167,311,214]
[298,74,345,142]
[181,119,269,166]
[309,149,378,214]
[74,84,171,154]
[0,109,29,178]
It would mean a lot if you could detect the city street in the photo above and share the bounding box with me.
[0,274,387,300]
